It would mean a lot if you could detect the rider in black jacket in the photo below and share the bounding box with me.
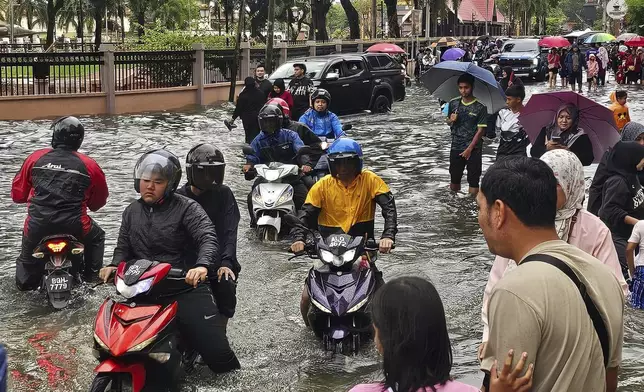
[177,144,240,327]
[99,149,240,374]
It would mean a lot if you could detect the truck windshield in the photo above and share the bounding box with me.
[270,61,328,80]
[503,41,538,53]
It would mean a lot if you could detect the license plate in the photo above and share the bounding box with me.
[46,273,71,293]
[513,68,519,71]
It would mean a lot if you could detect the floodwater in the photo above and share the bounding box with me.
[1,81,644,392]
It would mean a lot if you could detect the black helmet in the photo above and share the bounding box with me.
[51,116,85,150]
[186,143,226,190]
[258,104,283,135]
[133,149,182,199]
[311,89,331,106]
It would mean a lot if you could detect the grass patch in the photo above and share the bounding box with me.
[0,64,101,78]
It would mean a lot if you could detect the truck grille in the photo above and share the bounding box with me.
[499,59,533,68]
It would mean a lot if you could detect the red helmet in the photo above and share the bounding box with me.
[267,97,290,118]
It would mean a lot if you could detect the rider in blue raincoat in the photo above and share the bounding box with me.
[298,89,345,139]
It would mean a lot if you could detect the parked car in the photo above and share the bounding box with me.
[499,39,548,82]
[269,53,406,115]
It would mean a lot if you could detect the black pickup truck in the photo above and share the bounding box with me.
[499,39,548,82]
[269,53,406,115]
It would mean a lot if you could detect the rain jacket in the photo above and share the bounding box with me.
[110,194,219,275]
[609,91,631,131]
[246,128,306,165]
[11,147,109,237]
[292,170,398,242]
[286,120,323,146]
[298,109,345,139]
[177,183,241,275]
[565,49,587,74]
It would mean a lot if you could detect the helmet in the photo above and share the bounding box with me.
[133,149,182,198]
[267,97,290,119]
[51,116,85,150]
[311,89,332,107]
[186,144,225,190]
[327,138,363,177]
[258,104,283,135]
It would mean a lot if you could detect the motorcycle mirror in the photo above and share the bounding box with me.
[242,145,255,156]
[342,124,352,131]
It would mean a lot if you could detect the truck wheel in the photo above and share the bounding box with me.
[371,95,391,114]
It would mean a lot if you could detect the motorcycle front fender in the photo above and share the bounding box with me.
[257,215,281,232]
[94,358,146,392]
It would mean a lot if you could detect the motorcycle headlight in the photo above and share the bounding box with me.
[252,187,262,203]
[276,187,293,205]
[347,297,369,313]
[311,297,332,313]
[116,277,154,299]
[342,249,357,263]
[533,58,539,65]
[319,249,334,263]
[128,336,157,352]
[94,332,109,352]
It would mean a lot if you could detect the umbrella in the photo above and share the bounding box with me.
[538,36,571,48]
[431,37,458,48]
[366,43,406,54]
[617,33,638,41]
[420,61,506,113]
[625,36,644,47]
[584,33,616,44]
[441,48,465,61]
[519,91,619,163]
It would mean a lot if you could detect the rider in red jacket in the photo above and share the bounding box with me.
[11,116,109,290]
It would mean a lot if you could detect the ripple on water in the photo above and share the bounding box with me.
[1,83,644,391]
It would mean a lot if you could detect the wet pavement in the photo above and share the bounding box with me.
[1,80,644,391]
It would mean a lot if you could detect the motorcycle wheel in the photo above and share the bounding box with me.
[89,373,132,392]
[258,226,278,242]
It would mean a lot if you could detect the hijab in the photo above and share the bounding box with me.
[598,46,609,68]
[605,141,644,194]
[272,78,286,94]
[541,150,586,241]
[545,103,586,147]
[500,66,515,90]
[243,77,257,90]
[620,122,644,142]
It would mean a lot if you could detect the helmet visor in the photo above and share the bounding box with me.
[186,161,226,190]
[134,154,176,183]
[259,116,281,135]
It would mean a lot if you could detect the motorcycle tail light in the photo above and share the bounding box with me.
[47,241,67,253]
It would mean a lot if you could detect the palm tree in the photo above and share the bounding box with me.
[45,0,66,48]
[16,0,47,30]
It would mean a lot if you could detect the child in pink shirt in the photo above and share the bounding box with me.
[587,54,599,92]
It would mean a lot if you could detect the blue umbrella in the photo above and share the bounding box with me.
[420,61,506,113]
[441,48,465,61]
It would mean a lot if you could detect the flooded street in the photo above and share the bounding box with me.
[1,81,644,391]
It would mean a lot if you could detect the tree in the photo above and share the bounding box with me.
[339,0,359,39]
[311,0,332,40]
[45,0,66,48]
[384,0,400,37]
[626,0,644,34]
[155,0,198,29]
[15,0,47,30]
[327,3,348,36]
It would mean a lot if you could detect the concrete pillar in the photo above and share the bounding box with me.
[279,41,288,66]
[307,40,316,56]
[241,41,251,78]
[99,45,115,115]
[334,39,342,53]
[192,43,205,106]
[356,39,363,53]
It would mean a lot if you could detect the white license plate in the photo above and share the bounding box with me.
[46,274,70,293]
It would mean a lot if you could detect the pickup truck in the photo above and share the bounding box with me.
[269,53,406,115]
[499,39,548,82]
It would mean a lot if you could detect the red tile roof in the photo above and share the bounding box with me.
[447,0,506,24]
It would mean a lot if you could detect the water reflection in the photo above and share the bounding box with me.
[0,83,643,391]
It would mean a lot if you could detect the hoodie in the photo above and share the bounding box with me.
[609,91,630,131]
[298,108,345,139]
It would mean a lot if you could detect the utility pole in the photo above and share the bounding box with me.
[229,0,245,101]
[9,0,14,47]
[265,0,275,72]
[425,2,430,39]
[601,0,607,31]
[371,0,376,41]
[485,0,489,35]
[380,1,384,38]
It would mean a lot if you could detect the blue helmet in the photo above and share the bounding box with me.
[327,138,363,175]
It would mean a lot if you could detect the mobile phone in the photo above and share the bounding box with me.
[551,135,561,143]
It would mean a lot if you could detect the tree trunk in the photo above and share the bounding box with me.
[94,12,103,50]
[46,0,56,48]
[315,1,331,40]
[384,0,399,37]
[137,11,145,40]
[340,0,360,39]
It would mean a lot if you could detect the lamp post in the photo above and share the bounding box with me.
[380,0,384,38]
[485,0,489,35]
[362,13,368,39]
[9,0,14,46]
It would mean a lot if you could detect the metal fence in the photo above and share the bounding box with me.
[114,51,194,91]
[204,49,240,83]
[286,46,310,60]
[0,43,98,53]
[0,52,103,96]
[249,47,280,74]
[341,43,359,53]
[315,45,336,56]
[283,40,307,47]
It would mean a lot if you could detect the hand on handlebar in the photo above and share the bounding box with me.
[99,266,118,283]
[243,164,252,173]
[185,266,208,287]
[379,238,394,254]
[217,267,236,282]
[291,241,306,254]
[301,165,312,174]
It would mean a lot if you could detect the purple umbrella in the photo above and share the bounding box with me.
[441,48,465,61]
[520,91,619,163]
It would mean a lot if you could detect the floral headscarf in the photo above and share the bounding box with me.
[545,103,586,147]
[540,149,586,241]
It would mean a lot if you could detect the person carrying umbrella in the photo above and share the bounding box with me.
[499,66,523,91]
[530,103,594,166]
[445,73,488,195]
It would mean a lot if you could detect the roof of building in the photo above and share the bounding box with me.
[447,0,506,24]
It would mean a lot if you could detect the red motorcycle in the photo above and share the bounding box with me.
[90,259,200,392]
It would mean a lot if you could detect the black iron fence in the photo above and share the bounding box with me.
[204,49,240,83]
[0,52,103,96]
[0,43,98,53]
[341,43,359,53]
[287,46,310,60]
[315,45,336,56]
[114,51,194,91]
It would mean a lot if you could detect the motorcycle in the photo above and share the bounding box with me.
[306,124,352,183]
[482,54,502,80]
[90,259,200,392]
[31,234,84,309]
[284,215,383,354]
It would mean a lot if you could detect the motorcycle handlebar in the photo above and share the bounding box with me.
[168,268,187,279]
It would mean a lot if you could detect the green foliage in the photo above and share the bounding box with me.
[118,22,235,50]
[155,0,198,30]
[626,0,644,35]
[546,7,566,35]
[327,3,348,37]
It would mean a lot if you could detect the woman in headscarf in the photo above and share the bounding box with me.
[499,66,523,91]
[479,149,628,358]
[231,77,267,143]
[268,78,294,116]
[598,45,609,86]
[589,122,644,215]
[598,141,644,278]
[530,103,594,166]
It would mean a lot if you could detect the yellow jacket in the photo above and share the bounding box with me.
[609,91,630,132]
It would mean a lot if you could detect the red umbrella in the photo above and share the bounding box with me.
[366,43,406,54]
[538,36,571,48]
[625,36,644,47]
